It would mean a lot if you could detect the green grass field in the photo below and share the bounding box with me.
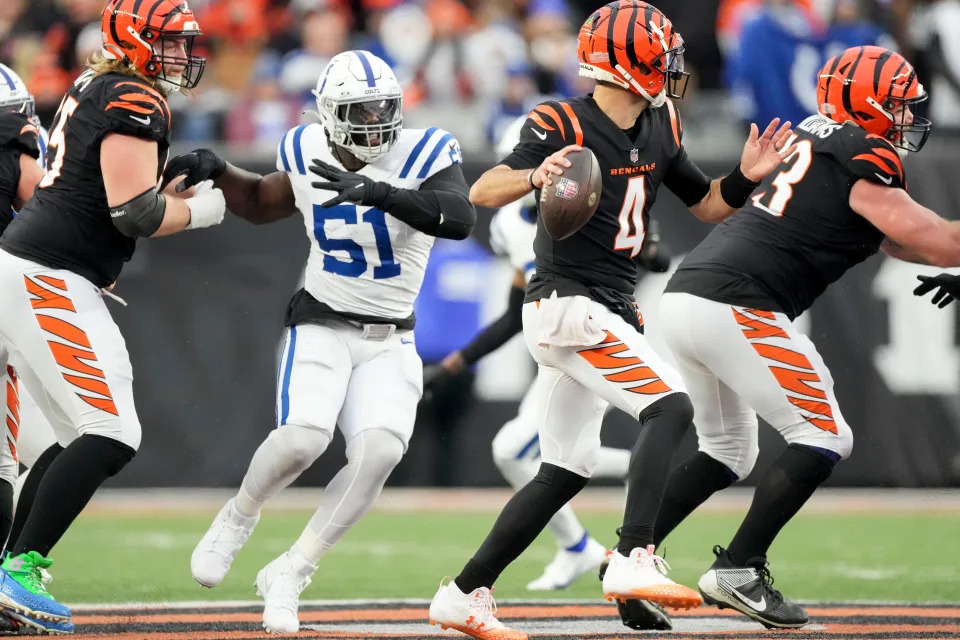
[47,507,960,605]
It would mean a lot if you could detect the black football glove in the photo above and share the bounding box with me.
[422,363,451,392]
[309,159,391,208]
[161,148,226,192]
[914,274,960,308]
[636,219,671,273]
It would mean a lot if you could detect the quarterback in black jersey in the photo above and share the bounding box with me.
[428,2,793,637]
[645,46,960,629]
[0,0,222,628]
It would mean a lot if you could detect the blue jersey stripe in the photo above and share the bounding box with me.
[37,130,46,159]
[399,127,437,179]
[279,326,298,425]
[292,124,308,175]
[515,433,540,460]
[279,130,292,172]
[354,51,376,88]
[0,66,16,91]
[417,133,455,179]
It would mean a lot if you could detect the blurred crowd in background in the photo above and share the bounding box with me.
[2,0,960,152]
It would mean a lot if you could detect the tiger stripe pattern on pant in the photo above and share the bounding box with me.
[732,307,837,434]
[23,275,119,417]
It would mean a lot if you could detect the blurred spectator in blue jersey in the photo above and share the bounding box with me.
[486,62,537,148]
[726,0,825,127]
[826,0,896,58]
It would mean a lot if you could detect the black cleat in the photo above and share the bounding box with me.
[697,545,808,629]
[599,554,673,630]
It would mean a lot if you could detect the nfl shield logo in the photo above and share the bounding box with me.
[630,148,639,164]
[555,178,580,200]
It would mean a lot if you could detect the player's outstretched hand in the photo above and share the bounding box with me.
[740,118,795,182]
[532,144,582,189]
[309,159,387,207]
[914,273,960,308]
[161,148,226,192]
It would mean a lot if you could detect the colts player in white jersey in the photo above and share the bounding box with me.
[165,51,476,633]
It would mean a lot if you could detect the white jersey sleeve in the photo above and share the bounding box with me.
[276,124,460,320]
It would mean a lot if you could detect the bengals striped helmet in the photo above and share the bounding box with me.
[577,0,688,107]
[101,0,205,92]
[817,46,931,153]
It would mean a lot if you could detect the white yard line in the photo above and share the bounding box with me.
[84,487,960,515]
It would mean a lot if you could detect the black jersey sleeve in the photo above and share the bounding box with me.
[832,124,906,190]
[663,145,712,207]
[96,78,170,142]
[0,112,40,159]
[0,149,21,212]
[500,101,576,170]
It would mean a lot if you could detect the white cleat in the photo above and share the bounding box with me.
[256,551,316,634]
[602,545,703,610]
[191,498,259,588]
[428,578,528,639]
[526,537,607,590]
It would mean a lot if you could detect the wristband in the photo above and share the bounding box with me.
[526,170,536,190]
[719,163,761,209]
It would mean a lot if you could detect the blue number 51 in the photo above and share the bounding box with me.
[312,204,401,279]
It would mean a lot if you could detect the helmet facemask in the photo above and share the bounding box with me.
[142,28,205,91]
[654,38,688,100]
[319,94,403,164]
[873,79,931,153]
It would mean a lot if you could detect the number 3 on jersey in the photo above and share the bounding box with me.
[614,175,646,257]
[750,136,813,217]
[38,96,79,188]
[313,204,401,279]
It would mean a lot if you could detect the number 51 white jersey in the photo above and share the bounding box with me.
[277,123,463,320]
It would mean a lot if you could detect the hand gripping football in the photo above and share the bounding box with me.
[539,147,602,240]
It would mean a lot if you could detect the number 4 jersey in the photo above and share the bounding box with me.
[667,114,906,320]
[277,123,462,321]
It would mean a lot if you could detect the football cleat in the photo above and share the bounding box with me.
[0,552,71,622]
[191,498,259,588]
[526,537,606,590]
[698,545,808,629]
[602,545,702,610]
[598,555,672,630]
[255,551,316,634]
[7,610,75,635]
[428,578,527,639]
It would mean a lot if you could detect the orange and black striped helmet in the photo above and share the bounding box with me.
[101,0,205,91]
[577,0,688,107]
[817,45,930,152]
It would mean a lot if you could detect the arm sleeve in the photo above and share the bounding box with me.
[836,127,907,190]
[370,164,477,239]
[500,101,571,170]
[663,146,712,207]
[0,150,20,212]
[460,285,526,365]
[98,79,170,141]
[0,112,40,159]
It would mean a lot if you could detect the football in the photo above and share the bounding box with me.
[538,147,602,241]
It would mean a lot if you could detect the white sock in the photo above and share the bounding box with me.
[292,429,404,565]
[235,425,331,517]
[592,446,630,480]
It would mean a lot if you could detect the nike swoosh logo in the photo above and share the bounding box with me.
[129,114,151,125]
[531,128,547,140]
[875,173,892,185]
[731,589,766,611]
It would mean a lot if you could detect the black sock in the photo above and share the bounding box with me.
[454,463,588,593]
[0,479,12,551]
[726,444,836,564]
[654,451,737,547]
[618,393,694,555]
[7,444,64,551]
[11,435,135,557]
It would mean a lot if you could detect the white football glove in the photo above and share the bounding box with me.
[184,180,226,230]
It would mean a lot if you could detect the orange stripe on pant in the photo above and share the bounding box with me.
[578,331,671,395]
[24,276,76,312]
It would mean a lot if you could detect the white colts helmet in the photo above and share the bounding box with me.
[312,50,403,164]
[0,63,37,125]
